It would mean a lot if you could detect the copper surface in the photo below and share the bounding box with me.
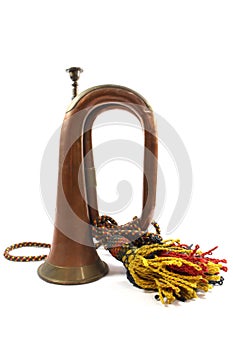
[38,84,158,284]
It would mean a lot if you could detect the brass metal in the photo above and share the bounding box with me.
[66,67,83,99]
[66,84,152,113]
[38,259,108,285]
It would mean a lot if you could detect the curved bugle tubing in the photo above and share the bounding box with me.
[38,85,158,285]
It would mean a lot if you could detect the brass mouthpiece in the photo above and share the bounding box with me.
[66,67,83,99]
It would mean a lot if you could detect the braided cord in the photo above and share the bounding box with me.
[3,215,161,263]
[4,242,51,262]
[92,215,161,249]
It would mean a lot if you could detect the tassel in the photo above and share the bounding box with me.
[92,216,227,304]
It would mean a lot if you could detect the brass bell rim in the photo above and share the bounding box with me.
[37,259,109,285]
[66,84,153,113]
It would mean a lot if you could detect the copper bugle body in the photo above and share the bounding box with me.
[38,83,158,285]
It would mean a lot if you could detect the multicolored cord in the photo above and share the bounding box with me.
[4,242,51,262]
[3,215,227,304]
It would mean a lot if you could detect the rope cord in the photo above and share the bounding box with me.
[4,242,51,262]
[3,215,227,304]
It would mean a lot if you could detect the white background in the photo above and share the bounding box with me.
[1,1,233,349]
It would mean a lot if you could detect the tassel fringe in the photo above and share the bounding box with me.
[122,239,227,304]
[92,216,227,304]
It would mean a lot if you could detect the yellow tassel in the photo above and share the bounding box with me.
[125,241,225,304]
